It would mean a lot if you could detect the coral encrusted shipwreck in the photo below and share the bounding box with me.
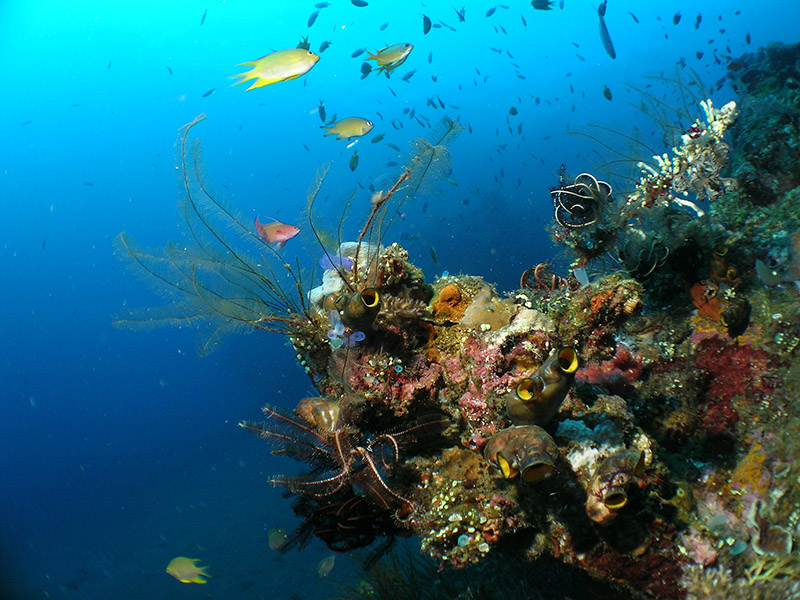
[116,43,800,600]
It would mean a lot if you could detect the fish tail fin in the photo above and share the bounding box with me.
[365,51,379,62]
[230,66,257,88]
[231,63,277,90]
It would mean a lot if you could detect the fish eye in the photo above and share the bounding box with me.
[367,120,373,126]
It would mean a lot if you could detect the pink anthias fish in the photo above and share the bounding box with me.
[255,216,300,250]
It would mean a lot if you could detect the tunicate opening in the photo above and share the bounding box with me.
[521,462,554,483]
[330,338,344,350]
[497,453,517,479]
[516,377,542,401]
[603,491,628,509]
[360,288,380,308]
[350,331,366,343]
[557,348,579,373]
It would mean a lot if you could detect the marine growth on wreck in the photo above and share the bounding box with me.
[116,42,800,600]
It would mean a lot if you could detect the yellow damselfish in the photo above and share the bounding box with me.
[365,43,413,75]
[233,48,319,90]
[366,43,413,66]
[321,117,374,140]
[166,556,210,584]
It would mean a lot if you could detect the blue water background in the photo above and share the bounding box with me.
[1,1,798,598]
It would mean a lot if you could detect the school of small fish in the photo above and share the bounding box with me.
[166,0,751,246]
[99,1,748,162]
[155,6,754,268]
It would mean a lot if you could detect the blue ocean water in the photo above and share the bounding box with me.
[1,1,798,598]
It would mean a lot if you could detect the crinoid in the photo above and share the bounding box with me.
[551,171,614,229]
[283,490,406,560]
[519,262,577,293]
[616,228,670,281]
[239,400,441,514]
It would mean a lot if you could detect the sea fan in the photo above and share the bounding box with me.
[114,114,314,354]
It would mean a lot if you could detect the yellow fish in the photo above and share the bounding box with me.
[233,48,319,90]
[166,556,210,584]
[321,117,374,140]
[268,528,288,550]
[317,555,335,578]
[365,43,413,74]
